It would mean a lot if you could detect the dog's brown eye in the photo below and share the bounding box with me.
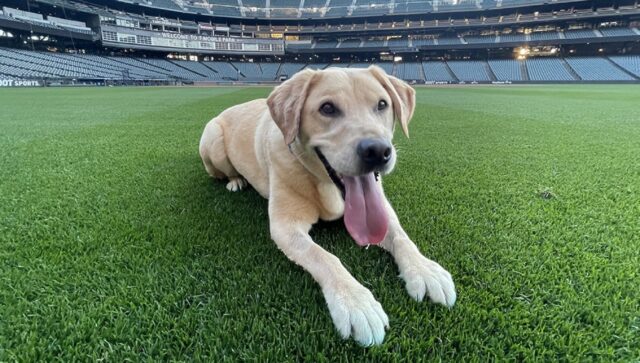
[377,100,388,111]
[320,102,337,116]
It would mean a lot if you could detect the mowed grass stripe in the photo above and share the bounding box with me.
[0,86,638,361]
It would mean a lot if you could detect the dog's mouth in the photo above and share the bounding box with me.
[315,147,389,246]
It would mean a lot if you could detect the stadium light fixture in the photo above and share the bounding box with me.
[515,47,530,60]
[394,56,403,62]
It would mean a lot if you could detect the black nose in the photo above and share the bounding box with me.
[357,138,392,170]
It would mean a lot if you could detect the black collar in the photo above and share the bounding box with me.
[314,147,346,199]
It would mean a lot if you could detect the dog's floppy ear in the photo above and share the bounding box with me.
[267,69,317,145]
[369,65,416,137]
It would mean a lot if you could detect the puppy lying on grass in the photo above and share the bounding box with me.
[199,66,456,346]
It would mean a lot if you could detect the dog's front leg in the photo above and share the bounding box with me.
[380,198,457,307]
[269,190,389,346]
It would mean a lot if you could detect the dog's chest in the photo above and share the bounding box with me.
[317,182,345,221]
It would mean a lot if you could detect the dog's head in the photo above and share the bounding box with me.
[267,66,416,246]
[267,66,416,178]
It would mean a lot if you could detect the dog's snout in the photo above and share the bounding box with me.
[357,138,392,169]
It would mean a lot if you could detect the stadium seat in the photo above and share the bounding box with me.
[2,45,636,84]
[565,57,635,81]
[204,62,239,80]
[447,60,491,82]
[315,40,339,49]
[278,63,306,78]
[563,29,597,39]
[599,27,636,37]
[259,63,281,80]
[488,60,524,81]
[231,62,265,81]
[499,33,526,43]
[525,58,575,81]
[422,61,456,82]
[529,31,560,41]
[608,56,640,78]
[437,37,463,45]
[339,39,362,48]
[305,63,329,70]
[464,35,496,44]
[395,62,423,81]
[375,63,394,74]
[171,60,220,80]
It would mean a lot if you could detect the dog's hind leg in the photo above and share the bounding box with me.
[199,121,247,191]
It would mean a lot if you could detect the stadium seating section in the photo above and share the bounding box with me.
[447,61,492,82]
[488,60,525,81]
[564,58,635,81]
[1,48,638,83]
[525,58,575,81]
[282,26,639,52]
[609,56,640,78]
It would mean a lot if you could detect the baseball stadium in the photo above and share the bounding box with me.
[1,0,639,360]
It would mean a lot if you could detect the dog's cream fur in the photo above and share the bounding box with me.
[199,66,456,346]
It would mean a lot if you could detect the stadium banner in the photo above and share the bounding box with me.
[158,32,247,43]
[0,79,41,87]
[100,25,284,54]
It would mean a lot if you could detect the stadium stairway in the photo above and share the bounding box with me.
[176,60,221,80]
[605,57,640,80]
[565,57,637,81]
[259,63,282,81]
[520,61,530,81]
[417,64,426,82]
[137,58,205,80]
[443,62,460,82]
[484,62,498,82]
[278,63,306,78]
[561,58,582,80]
[107,57,172,79]
[609,55,640,78]
[205,62,240,80]
[168,60,210,80]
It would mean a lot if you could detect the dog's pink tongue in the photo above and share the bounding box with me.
[343,173,389,246]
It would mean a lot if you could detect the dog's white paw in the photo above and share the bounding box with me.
[400,255,456,307]
[226,177,247,192]
[323,281,389,346]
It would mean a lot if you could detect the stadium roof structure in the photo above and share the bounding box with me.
[92,0,597,20]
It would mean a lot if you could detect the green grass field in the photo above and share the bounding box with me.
[1,85,639,361]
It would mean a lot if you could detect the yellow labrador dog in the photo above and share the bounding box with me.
[199,66,456,346]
